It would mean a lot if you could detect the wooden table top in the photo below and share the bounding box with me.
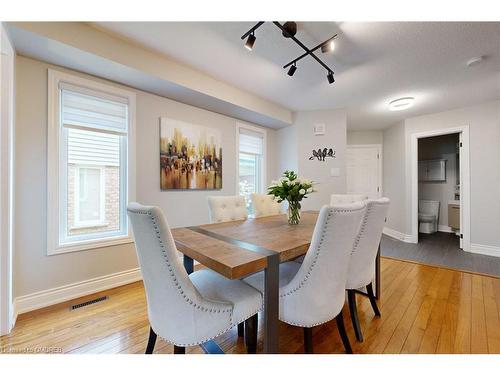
[171,211,318,279]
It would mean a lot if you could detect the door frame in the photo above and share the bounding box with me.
[410,126,470,252]
[346,144,383,198]
[0,24,15,336]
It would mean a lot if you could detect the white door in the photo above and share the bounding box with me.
[346,145,381,199]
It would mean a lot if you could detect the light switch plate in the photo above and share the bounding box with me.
[330,168,340,177]
[314,123,325,135]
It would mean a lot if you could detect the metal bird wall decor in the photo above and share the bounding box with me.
[309,148,336,162]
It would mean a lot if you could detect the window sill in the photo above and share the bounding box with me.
[69,222,110,230]
[48,235,134,256]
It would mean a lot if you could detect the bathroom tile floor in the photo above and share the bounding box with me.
[381,231,500,277]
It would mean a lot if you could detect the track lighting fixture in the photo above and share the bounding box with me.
[287,63,297,76]
[327,71,335,84]
[241,22,337,85]
[245,33,256,51]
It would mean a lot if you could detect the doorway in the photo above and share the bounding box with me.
[346,144,382,199]
[410,126,470,252]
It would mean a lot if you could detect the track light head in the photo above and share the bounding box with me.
[245,33,256,51]
[321,40,335,54]
[287,63,297,76]
[327,71,335,84]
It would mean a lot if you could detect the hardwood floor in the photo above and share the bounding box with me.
[1,257,500,354]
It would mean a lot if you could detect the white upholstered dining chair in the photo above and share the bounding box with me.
[127,203,262,354]
[207,195,248,223]
[330,194,368,205]
[251,193,281,217]
[207,195,249,338]
[243,202,367,353]
[346,198,390,342]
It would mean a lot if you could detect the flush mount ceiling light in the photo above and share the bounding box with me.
[466,56,484,67]
[389,97,415,111]
[241,22,337,85]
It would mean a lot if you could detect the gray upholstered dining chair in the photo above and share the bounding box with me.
[346,198,390,342]
[243,202,367,354]
[127,203,262,354]
[207,195,248,223]
[251,193,282,217]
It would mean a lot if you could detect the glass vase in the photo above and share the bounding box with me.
[287,200,301,225]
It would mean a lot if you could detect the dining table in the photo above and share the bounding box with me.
[170,211,380,354]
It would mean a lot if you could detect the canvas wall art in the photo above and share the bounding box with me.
[160,117,223,190]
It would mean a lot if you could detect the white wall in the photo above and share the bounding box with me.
[14,56,280,298]
[383,101,500,252]
[294,110,347,210]
[405,101,500,249]
[347,130,383,145]
[0,23,15,334]
[382,121,407,234]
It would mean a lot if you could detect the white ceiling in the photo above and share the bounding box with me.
[93,22,500,130]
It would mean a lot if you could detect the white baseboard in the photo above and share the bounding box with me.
[470,243,500,257]
[13,268,142,316]
[438,225,454,233]
[383,227,416,243]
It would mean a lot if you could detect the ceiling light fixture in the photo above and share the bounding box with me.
[287,63,297,76]
[244,32,256,51]
[389,97,415,111]
[241,22,337,85]
[466,56,484,67]
[327,71,335,84]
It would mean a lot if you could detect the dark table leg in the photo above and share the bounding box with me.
[183,255,194,275]
[375,244,381,300]
[263,253,280,354]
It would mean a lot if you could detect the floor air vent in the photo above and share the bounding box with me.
[70,296,108,310]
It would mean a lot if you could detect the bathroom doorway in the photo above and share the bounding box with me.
[410,126,470,252]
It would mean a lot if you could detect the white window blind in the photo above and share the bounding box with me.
[239,128,264,155]
[60,83,128,134]
[68,128,120,166]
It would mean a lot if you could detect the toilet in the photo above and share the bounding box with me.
[418,200,440,234]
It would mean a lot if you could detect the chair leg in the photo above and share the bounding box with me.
[336,311,353,354]
[366,282,381,316]
[303,327,313,354]
[174,345,186,354]
[244,314,258,354]
[237,322,245,338]
[347,290,364,342]
[145,326,157,354]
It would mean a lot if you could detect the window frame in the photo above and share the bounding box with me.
[47,69,136,255]
[235,122,267,201]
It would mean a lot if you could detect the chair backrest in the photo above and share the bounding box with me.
[279,202,367,327]
[330,194,368,205]
[127,203,232,345]
[207,195,248,223]
[251,193,281,217]
[346,198,390,290]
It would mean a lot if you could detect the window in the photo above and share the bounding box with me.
[47,70,135,254]
[237,124,266,214]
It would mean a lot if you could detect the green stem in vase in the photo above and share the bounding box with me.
[288,201,301,225]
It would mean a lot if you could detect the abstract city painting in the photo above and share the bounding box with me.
[160,117,223,190]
